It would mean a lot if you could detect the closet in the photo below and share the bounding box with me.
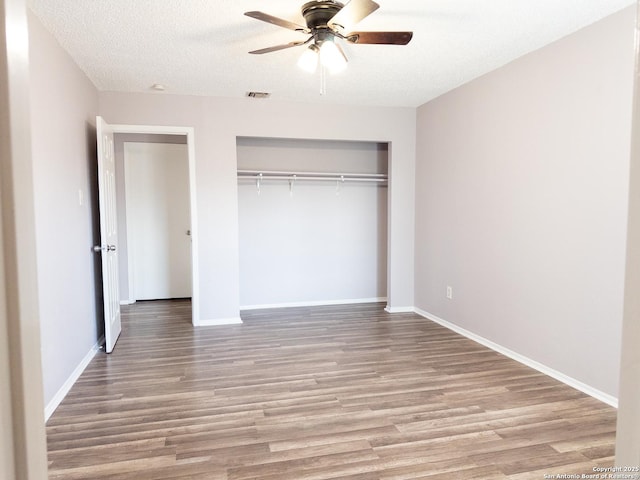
[236,137,388,309]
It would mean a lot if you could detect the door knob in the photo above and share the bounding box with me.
[93,245,104,253]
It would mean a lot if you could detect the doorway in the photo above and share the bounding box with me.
[111,126,199,325]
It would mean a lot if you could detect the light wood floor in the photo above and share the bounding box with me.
[47,300,617,479]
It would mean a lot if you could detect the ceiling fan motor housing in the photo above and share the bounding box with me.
[302,1,344,30]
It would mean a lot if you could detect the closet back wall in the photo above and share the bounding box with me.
[237,137,388,308]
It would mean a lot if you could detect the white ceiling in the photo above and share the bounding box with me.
[28,0,635,108]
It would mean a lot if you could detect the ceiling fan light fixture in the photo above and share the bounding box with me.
[319,38,347,74]
[297,44,320,73]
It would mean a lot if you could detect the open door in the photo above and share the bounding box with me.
[94,116,121,353]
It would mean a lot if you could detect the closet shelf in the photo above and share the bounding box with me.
[237,170,388,183]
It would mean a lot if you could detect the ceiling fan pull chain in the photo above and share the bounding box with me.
[320,66,327,96]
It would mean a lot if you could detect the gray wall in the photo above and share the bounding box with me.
[28,13,100,407]
[414,7,635,397]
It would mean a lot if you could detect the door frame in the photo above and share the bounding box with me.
[111,124,199,325]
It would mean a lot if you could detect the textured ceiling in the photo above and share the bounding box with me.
[28,0,635,108]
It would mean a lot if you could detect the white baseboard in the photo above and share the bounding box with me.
[384,306,415,314]
[194,317,243,326]
[45,336,103,421]
[240,297,387,311]
[414,308,618,408]
[119,299,135,305]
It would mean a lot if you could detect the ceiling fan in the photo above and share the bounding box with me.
[244,0,413,74]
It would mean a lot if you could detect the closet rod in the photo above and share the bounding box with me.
[239,175,386,183]
[237,169,388,181]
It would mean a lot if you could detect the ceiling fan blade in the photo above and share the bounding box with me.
[244,11,310,33]
[347,31,413,45]
[328,0,380,31]
[249,41,307,55]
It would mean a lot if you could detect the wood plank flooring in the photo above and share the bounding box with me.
[46,301,618,479]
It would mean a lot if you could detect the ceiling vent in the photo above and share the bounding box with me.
[246,91,271,99]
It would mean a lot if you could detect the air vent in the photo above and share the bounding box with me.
[246,91,271,99]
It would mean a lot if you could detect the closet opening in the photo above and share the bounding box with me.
[236,137,388,309]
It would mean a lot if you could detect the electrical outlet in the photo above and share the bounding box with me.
[446,286,453,300]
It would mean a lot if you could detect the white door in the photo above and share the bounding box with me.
[95,116,121,353]
[125,142,191,300]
